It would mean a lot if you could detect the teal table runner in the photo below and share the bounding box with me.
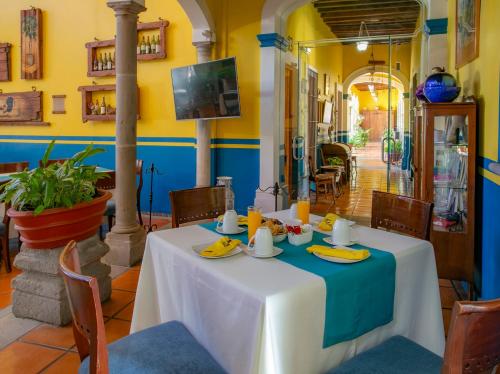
[200,222,396,348]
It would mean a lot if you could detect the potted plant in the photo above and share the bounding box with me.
[348,125,370,149]
[0,141,111,249]
[327,156,344,167]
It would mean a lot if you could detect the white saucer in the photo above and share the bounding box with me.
[322,237,358,247]
[244,245,283,258]
[215,226,247,235]
[313,251,370,264]
[192,242,243,259]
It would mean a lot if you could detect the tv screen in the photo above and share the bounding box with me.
[171,57,241,121]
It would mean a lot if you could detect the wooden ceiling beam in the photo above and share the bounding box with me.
[321,10,419,21]
[324,15,418,24]
[314,0,414,6]
[327,21,417,29]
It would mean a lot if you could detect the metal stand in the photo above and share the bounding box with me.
[258,182,287,212]
[143,163,163,233]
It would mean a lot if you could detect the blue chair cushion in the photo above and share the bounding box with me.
[328,336,443,374]
[79,321,225,374]
[104,200,115,217]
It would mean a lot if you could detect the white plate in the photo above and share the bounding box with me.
[244,245,283,258]
[192,242,243,259]
[215,226,247,235]
[313,251,371,264]
[322,237,358,247]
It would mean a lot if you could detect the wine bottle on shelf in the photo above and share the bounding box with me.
[98,53,103,71]
[94,99,100,115]
[140,36,146,54]
[107,52,112,70]
[93,55,98,71]
[103,53,108,70]
[146,36,151,54]
[100,97,107,115]
[111,52,115,69]
[156,34,161,53]
[150,36,156,54]
[137,40,141,55]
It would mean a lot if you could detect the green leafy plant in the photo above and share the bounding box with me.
[348,125,370,148]
[327,156,344,166]
[0,141,106,215]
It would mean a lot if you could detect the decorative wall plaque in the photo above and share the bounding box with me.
[21,8,43,80]
[0,43,12,81]
[0,91,49,126]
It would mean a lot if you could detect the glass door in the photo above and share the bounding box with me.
[295,45,309,198]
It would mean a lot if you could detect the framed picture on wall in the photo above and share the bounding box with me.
[455,0,480,68]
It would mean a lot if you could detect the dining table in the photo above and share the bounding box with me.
[131,210,445,374]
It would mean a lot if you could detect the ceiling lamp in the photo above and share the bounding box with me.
[357,22,369,52]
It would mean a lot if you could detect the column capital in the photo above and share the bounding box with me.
[107,0,146,15]
[193,40,213,49]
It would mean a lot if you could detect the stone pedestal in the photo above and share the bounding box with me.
[104,229,145,267]
[12,234,111,326]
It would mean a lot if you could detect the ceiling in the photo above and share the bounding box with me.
[313,0,420,40]
[353,82,388,91]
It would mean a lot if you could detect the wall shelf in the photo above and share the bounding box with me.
[77,84,140,123]
[85,20,169,77]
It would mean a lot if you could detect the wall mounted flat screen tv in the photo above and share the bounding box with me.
[171,57,241,121]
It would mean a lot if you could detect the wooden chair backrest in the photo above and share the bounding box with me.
[95,171,116,190]
[169,186,226,228]
[371,190,433,240]
[39,158,69,167]
[59,241,109,374]
[443,298,500,374]
[0,161,29,174]
[321,143,349,166]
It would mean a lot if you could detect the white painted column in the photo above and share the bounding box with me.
[105,0,146,267]
[421,0,448,76]
[193,41,212,187]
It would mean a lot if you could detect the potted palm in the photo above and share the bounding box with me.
[0,141,111,249]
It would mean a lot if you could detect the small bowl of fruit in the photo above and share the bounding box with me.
[262,218,288,243]
[286,224,313,246]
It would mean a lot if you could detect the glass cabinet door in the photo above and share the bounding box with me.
[432,115,468,233]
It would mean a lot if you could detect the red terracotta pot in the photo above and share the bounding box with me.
[8,190,112,249]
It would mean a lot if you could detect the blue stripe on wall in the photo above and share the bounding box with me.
[0,141,259,216]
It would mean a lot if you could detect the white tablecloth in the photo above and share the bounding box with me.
[131,211,445,374]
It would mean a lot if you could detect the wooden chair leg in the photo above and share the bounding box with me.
[1,236,12,273]
[137,200,143,226]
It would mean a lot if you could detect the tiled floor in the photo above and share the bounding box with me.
[0,177,460,373]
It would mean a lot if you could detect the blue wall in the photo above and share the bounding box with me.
[0,135,259,216]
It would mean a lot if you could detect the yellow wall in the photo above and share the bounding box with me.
[286,3,343,93]
[205,0,264,140]
[342,43,412,84]
[409,17,422,85]
[0,0,201,140]
[448,0,499,165]
[353,86,400,111]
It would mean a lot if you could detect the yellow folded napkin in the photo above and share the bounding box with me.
[307,245,370,261]
[200,237,242,257]
[217,215,248,226]
[318,213,339,231]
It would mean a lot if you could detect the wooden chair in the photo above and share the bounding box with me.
[321,143,351,182]
[96,172,116,239]
[59,241,226,374]
[39,158,69,167]
[308,157,337,203]
[0,161,29,272]
[329,298,500,374]
[371,190,433,240]
[169,186,226,228]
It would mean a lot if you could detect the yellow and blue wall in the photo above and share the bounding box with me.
[447,0,500,299]
[0,0,260,214]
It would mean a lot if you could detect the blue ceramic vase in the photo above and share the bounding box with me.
[424,71,461,103]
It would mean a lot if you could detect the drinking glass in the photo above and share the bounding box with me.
[297,197,310,224]
[247,206,262,241]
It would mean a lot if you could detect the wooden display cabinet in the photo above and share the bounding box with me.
[85,20,169,77]
[419,102,477,292]
[77,84,140,122]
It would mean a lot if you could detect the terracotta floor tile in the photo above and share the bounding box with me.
[0,276,13,293]
[41,352,81,374]
[105,319,131,343]
[102,289,135,318]
[112,270,139,292]
[0,341,64,374]
[115,301,134,321]
[0,291,12,309]
[20,323,75,350]
[440,286,459,309]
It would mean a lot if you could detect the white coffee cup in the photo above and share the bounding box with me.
[249,226,273,256]
[217,210,239,233]
[289,203,298,219]
[332,218,351,246]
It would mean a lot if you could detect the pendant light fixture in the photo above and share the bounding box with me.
[357,21,369,52]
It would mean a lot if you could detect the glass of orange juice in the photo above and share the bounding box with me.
[247,206,262,241]
[297,197,310,224]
